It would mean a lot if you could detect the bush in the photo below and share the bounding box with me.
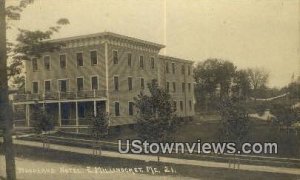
[31,103,54,135]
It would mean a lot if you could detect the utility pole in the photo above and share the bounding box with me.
[0,0,17,179]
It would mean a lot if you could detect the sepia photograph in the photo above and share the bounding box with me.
[0,0,300,179]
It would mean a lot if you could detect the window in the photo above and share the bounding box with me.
[90,51,97,65]
[77,53,83,66]
[115,102,120,116]
[173,101,177,111]
[172,82,176,92]
[189,100,192,111]
[139,56,144,69]
[60,54,66,69]
[128,53,132,67]
[77,77,84,91]
[181,65,185,74]
[113,50,118,64]
[128,77,133,91]
[150,57,155,69]
[114,76,119,91]
[188,83,191,92]
[58,80,68,92]
[172,62,175,74]
[128,102,134,116]
[182,83,185,92]
[32,58,38,71]
[91,76,98,90]
[165,62,169,73]
[44,56,50,70]
[44,81,51,92]
[188,65,191,75]
[166,82,170,92]
[140,78,145,89]
[32,82,38,94]
[180,101,184,111]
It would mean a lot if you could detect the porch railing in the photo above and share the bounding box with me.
[61,119,77,126]
[60,118,91,126]
[13,119,26,127]
[78,118,91,126]
[13,90,107,102]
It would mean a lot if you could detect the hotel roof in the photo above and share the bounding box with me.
[159,55,194,64]
[47,32,193,63]
[48,31,165,49]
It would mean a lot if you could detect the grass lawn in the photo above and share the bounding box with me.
[1,144,298,180]
[44,114,300,159]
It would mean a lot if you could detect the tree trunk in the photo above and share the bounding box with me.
[0,1,17,179]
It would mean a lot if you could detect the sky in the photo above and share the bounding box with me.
[7,0,300,88]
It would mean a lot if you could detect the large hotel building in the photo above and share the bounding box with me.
[12,32,195,131]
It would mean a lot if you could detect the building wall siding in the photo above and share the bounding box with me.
[22,33,195,126]
[107,43,159,125]
[25,44,106,93]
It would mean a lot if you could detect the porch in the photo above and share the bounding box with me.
[13,100,107,130]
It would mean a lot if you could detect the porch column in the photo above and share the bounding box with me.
[25,104,30,127]
[75,101,79,133]
[58,102,61,127]
[94,101,97,116]
[104,41,110,126]
[105,41,110,114]
[106,100,109,113]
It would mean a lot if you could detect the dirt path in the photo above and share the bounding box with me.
[13,139,300,176]
[0,155,195,180]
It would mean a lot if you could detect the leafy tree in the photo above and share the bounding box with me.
[218,97,249,168]
[232,69,251,100]
[247,67,269,100]
[89,109,109,155]
[287,82,300,100]
[31,102,54,148]
[218,98,250,143]
[31,103,54,134]
[5,0,34,22]
[270,101,298,134]
[134,79,177,161]
[5,0,68,89]
[194,59,236,110]
[9,18,69,89]
[194,59,220,95]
